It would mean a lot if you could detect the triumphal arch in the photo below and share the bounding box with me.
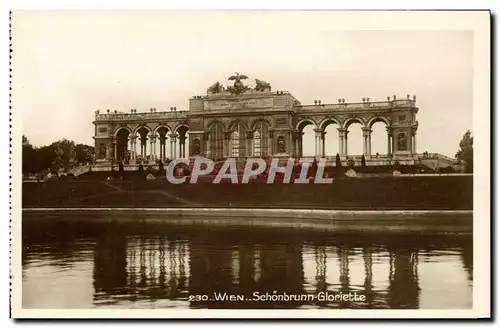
[93,73,419,168]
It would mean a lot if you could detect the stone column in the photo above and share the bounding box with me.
[113,140,117,162]
[170,136,174,159]
[130,137,136,162]
[368,133,372,157]
[165,143,168,160]
[159,139,163,161]
[268,131,274,155]
[314,129,322,157]
[223,132,230,158]
[337,130,344,156]
[299,135,303,157]
[337,128,347,157]
[140,137,146,158]
[172,135,177,159]
[295,134,299,157]
[246,131,254,157]
[170,134,177,160]
[362,127,372,156]
[344,130,349,156]
[321,131,326,157]
[176,135,184,158]
[295,132,303,157]
[203,132,210,158]
[149,136,154,162]
[386,126,392,155]
[412,132,417,154]
[153,136,158,160]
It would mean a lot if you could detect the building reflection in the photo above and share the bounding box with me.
[306,241,420,309]
[188,239,304,308]
[92,233,190,305]
[460,240,473,282]
[387,248,420,309]
[93,233,128,295]
[86,225,474,309]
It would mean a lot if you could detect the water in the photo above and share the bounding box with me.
[22,215,473,309]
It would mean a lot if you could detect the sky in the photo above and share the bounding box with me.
[12,11,474,157]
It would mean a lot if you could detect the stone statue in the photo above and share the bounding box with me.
[397,133,407,151]
[227,72,249,95]
[255,79,271,92]
[277,136,286,153]
[207,81,225,94]
[192,138,201,155]
[98,144,106,159]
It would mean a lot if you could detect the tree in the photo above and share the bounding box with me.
[75,144,94,164]
[37,145,58,173]
[50,139,76,171]
[335,153,342,168]
[22,137,94,174]
[22,136,37,174]
[455,130,473,173]
[22,135,29,146]
[361,154,366,167]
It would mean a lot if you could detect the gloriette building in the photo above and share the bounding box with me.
[93,73,422,168]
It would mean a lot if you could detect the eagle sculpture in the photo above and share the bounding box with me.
[227,72,249,95]
[228,72,249,83]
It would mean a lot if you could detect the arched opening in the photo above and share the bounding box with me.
[229,121,247,158]
[176,125,190,159]
[320,119,340,157]
[296,120,316,157]
[155,126,170,161]
[370,121,389,157]
[115,128,130,163]
[136,127,151,163]
[208,122,224,159]
[345,119,364,157]
[253,120,270,157]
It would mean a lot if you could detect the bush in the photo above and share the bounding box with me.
[335,153,342,167]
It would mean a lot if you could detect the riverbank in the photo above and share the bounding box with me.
[23,208,472,233]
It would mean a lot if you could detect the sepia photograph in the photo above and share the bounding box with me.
[10,10,490,319]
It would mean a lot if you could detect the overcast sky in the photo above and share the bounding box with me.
[12,11,474,157]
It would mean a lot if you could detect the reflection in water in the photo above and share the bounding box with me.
[22,216,473,309]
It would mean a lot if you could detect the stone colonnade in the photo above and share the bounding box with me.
[301,125,416,158]
[112,131,188,164]
[109,124,417,162]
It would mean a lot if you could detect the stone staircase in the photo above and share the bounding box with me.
[66,164,92,177]
[416,153,460,172]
